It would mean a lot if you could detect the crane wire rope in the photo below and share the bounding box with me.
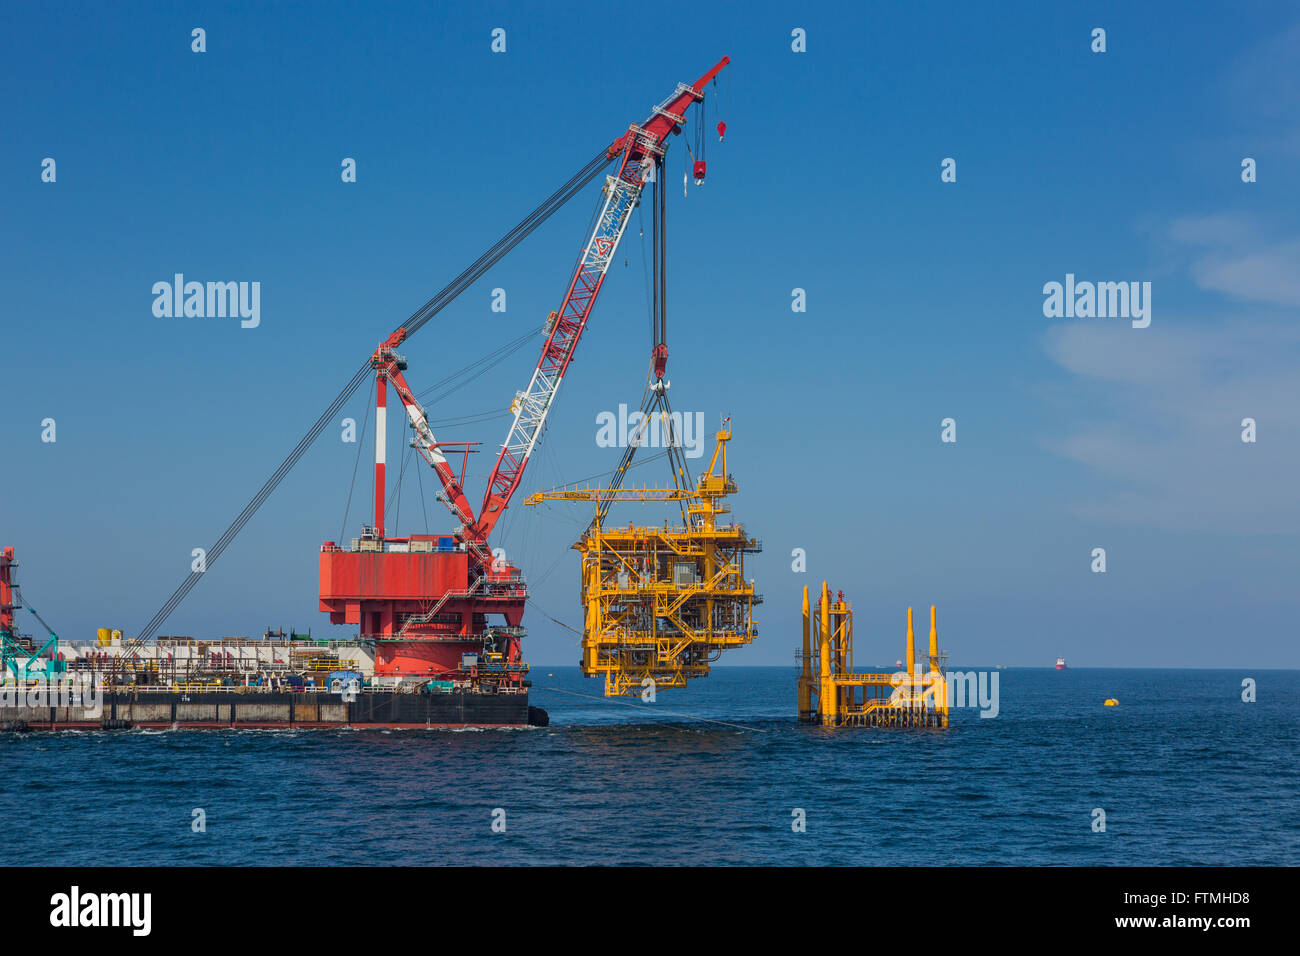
[414,324,543,403]
[339,392,373,543]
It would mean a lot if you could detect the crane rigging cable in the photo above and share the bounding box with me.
[589,162,695,530]
[389,440,416,534]
[129,146,614,648]
[340,391,372,544]
[428,409,510,428]
[400,148,613,341]
[414,324,543,402]
[415,442,431,536]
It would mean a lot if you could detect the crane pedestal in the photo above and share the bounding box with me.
[319,534,528,688]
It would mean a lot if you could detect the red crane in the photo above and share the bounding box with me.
[0,548,15,641]
[319,58,730,683]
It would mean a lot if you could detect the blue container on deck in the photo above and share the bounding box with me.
[437,536,455,551]
[329,670,363,690]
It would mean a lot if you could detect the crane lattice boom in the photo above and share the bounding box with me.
[473,58,730,543]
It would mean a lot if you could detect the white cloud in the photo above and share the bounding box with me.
[1167,213,1254,247]
[1191,240,1300,307]
[1224,20,1300,120]
[1044,253,1300,533]
[1164,215,1300,308]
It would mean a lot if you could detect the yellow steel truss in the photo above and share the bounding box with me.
[527,428,760,696]
[798,582,949,728]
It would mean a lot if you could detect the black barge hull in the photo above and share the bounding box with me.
[1,690,547,731]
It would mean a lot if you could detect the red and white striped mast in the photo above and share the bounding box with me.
[374,370,387,539]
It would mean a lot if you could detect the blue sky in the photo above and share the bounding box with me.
[2,1,1298,668]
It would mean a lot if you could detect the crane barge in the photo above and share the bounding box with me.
[1,58,732,731]
[310,57,734,724]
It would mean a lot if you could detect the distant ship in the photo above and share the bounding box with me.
[1056,657,1067,670]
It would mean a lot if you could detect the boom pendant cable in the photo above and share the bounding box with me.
[340,392,373,544]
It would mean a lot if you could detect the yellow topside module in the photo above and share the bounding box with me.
[527,428,761,696]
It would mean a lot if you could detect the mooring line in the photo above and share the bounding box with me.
[534,685,768,733]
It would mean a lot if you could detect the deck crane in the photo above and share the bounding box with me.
[318,58,731,682]
[0,547,66,682]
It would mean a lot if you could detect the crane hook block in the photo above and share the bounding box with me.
[693,159,707,185]
[716,121,727,142]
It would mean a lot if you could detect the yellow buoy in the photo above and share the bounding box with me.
[1104,698,1119,706]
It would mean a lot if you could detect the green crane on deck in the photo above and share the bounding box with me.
[1,547,64,682]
